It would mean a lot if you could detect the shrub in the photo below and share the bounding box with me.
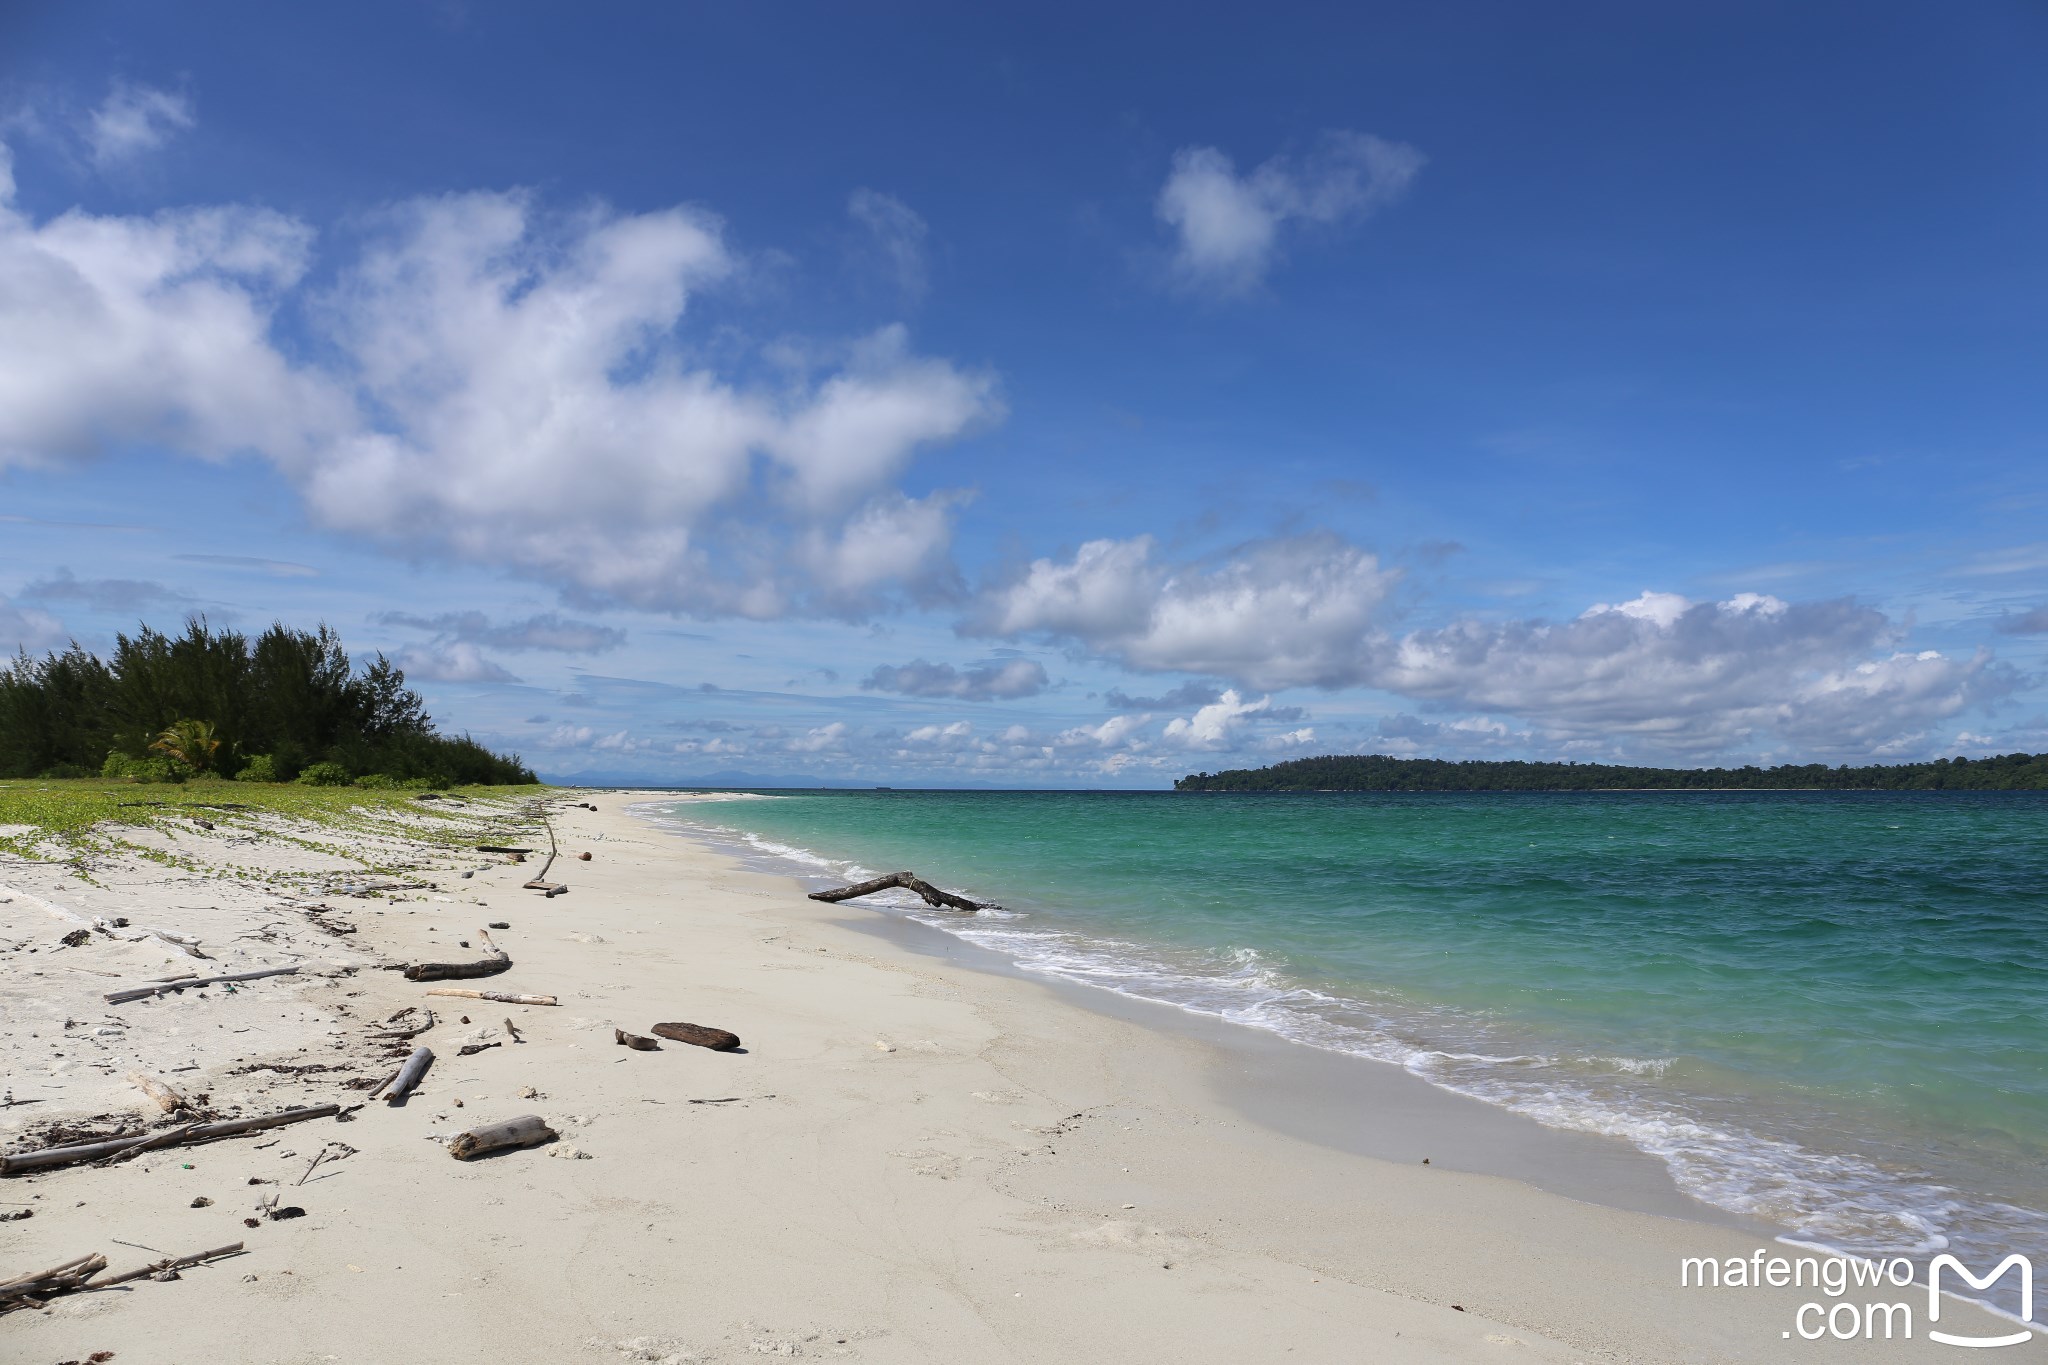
[101,752,189,783]
[236,754,279,783]
[295,761,352,787]
[352,773,401,790]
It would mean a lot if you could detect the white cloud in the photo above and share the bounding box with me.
[1156,130,1424,295]
[848,188,927,302]
[87,81,195,168]
[862,657,1048,701]
[0,158,1000,617]
[1375,592,2010,756]
[0,595,66,654]
[1161,689,1279,749]
[969,532,1399,690]
[787,721,849,753]
[394,640,519,684]
[378,610,625,653]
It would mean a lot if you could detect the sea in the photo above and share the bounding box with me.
[640,789,2047,1316]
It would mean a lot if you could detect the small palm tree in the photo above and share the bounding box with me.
[151,719,221,773]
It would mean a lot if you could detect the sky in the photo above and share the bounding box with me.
[0,1,2044,786]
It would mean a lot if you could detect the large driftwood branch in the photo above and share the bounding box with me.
[652,1021,741,1051]
[0,1106,340,1175]
[447,1115,556,1160]
[404,929,510,982]
[1,1242,244,1309]
[807,871,990,913]
[424,988,557,1005]
[105,966,299,1005]
[376,1046,433,1104]
[128,1071,192,1113]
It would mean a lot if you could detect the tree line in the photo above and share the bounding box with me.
[1175,753,2048,793]
[0,619,534,786]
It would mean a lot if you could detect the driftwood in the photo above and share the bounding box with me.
[476,845,533,855]
[652,1021,741,1052]
[614,1028,659,1051]
[423,988,557,1006]
[1,1242,244,1308]
[503,1017,523,1042]
[377,1047,433,1104]
[522,812,562,891]
[0,1106,340,1175]
[1,1251,108,1305]
[380,1006,437,1039]
[807,871,989,913]
[128,1070,192,1113]
[105,965,300,1005]
[456,1041,500,1056]
[404,930,510,982]
[447,1115,556,1160]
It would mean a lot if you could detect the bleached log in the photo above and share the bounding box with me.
[614,1028,659,1051]
[93,1241,244,1288]
[422,988,556,1005]
[807,870,988,913]
[105,966,299,1005]
[379,1046,433,1104]
[447,1115,556,1160]
[0,1105,339,1174]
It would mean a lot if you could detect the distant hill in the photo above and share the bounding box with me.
[1175,753,2048,793]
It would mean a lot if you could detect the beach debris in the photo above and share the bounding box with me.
[127,1071,193,1114]
[808,871,991,913]
[651,1021,741,1052]
[104,966,300,1005]
[503,1018,524,1042]
[404,929,511,982]
[424,987,557,1006]
[373,1047,434,1105]
[380,1005,437,1039]
[475,845,532,855]
[296,1141,356,1186]
[457,1040,501,1057]
[447,1114,556,1160]
[487,920,510,929]
[0,1108,341,1175]
[614,1029,660,1051]
[577,851,592,861]
[547,1143,591,1160]
[60,928,92,948]
[190,1196,212,1207]
[1,1241,242,1311]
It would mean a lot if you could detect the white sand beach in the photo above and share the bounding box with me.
[0,792,2014,1363]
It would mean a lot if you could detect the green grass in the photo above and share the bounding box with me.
[0,778,556,882]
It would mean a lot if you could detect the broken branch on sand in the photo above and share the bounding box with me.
[104,966,300,1005]
[807,871,991,913]
[651,1021,742,1052]
[403,930,510,982]
[375,1046,433,1104]
[1,1242,245,1310]
[127,1070,193,1113]
[423,988,557,1005]
[614,1028,660,1051]
[0,1106,342,1175]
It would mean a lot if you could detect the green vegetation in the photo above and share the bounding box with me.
[0,778,548,883]
[0,619,534,786]
[1175,752,2048,792]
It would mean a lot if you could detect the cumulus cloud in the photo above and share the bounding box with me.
[19,567,188,612]
[1156,130,1424,295]
[378,610,625,653]
[1162,689,1285,750]
[1374,591,2010,757]
[848,188,928,302]
[0,595,66,654]
[862,657,1047,701]
[394,641,520,684]
[1104,681,1221,710]
[87,81,195,168]
[0,155,999,618]
[968,531,1398,690]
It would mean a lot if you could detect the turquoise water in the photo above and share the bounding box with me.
[646,790,2048,1309]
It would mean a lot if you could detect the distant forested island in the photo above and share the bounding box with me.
[1,620,534,787]
[1175,753,2048,792]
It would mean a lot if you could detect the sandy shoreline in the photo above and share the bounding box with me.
[1,791,2014,1362]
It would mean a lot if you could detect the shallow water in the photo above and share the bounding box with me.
[645,789,2048,1315]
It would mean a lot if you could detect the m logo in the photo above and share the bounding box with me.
[1927,1254,2034,1349]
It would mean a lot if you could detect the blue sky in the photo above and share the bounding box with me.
[1,1,2043,785]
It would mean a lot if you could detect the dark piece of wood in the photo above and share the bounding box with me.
[456,1041,500,1056]
[104,965,300,1005]
[405,929,510,982]
[651,1021,741,1052]
[381,1047,433,1104]
[807,871,989,913]
[102,1120,201,1165]
[475,845,533,854]
[447,1115,555,1160]
[614,1028,659,1051]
